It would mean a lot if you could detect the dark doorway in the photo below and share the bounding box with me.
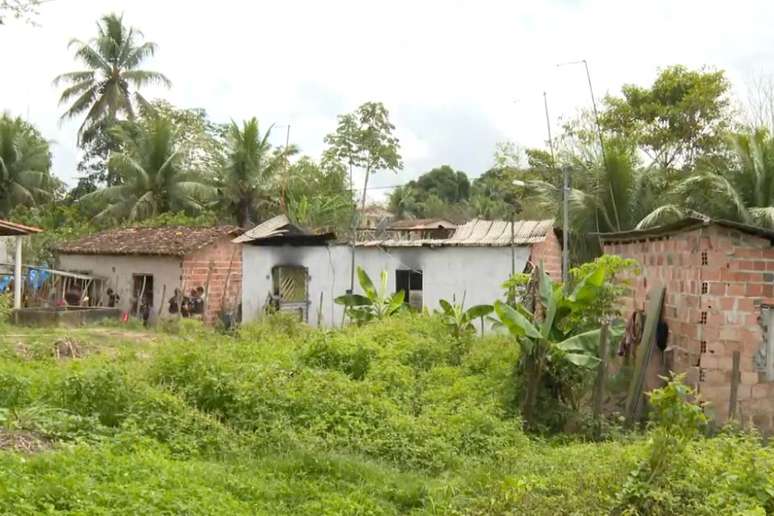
[396,269,422,310]
[132,274,154,316]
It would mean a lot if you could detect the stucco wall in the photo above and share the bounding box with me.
[57,254,183,316]
[242,243,531,327]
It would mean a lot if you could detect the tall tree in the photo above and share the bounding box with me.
[388,165,470,220]
[0,113,54,216]
[55,13,170,185]
[325,102,402,209]
[601,65,731,174]
[219,118,296,227]
[79,115,213,221]
[285,156,352,231]
[639,129,774,229]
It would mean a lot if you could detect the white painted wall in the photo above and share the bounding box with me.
[242,244,531,326]
[0,237,11,268]
[57,254,183,315]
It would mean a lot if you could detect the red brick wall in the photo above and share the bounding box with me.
[531,230,563,279]
[181,237,242,325]
[604,225,774,431]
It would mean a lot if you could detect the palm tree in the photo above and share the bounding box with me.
[80,116,213,221]
[219,118,296,227]
[54,13,170,144]
[638,129,774,228]
[0,114,54,216]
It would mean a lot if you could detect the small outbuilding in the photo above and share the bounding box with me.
[0,219,43,309]
[600,217,774,430]
[56,225,242,324]
[239,216,561,326]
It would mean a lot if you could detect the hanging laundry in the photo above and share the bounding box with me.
[0,275,11,293]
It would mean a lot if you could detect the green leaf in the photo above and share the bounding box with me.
[386,290,405,315]
[334,294,371,307]
[494,301,540,339]
[563,352,600,368]
[465,304,493,321]
[438,299,454,315]
[569,264,606,303]
[357,267,377,300]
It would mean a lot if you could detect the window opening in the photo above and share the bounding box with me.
[700,341,707,354]
[700,311,707,325]
[701,251,708,265]
[701,282,708,295]
[396,269,423,310]
[271,266,309,321]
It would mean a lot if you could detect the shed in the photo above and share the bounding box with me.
[239,217,560,327]
[600,217,774,430]
[0,219,43,309]
[56,225,242,324]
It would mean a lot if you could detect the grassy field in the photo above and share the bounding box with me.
[0,315,771,515]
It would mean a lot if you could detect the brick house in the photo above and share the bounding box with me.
[57,226,242,324]
[600,217,774,431]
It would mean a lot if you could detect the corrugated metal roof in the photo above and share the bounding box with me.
[233,215,297,243]
[388,218,457,230]
[357,218,555,248]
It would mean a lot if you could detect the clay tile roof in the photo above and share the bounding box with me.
[0,219,43,236]
[56,225,240,257]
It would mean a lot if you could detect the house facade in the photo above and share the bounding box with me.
[601,218,774,431]
[239,217,561,327]
[57,226,242,324]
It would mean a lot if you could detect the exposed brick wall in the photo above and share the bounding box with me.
[604,224,774,432]
[181,236,242,325]
[530,230,563,279]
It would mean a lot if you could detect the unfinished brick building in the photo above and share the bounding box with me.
[601,217,774,431]
[57,226,242,325]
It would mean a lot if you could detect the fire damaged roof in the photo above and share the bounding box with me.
[388,218,457,230]
[357,218,556,247]
[57,225,240,256]
[234,215,335,245]
[596,216,774,243]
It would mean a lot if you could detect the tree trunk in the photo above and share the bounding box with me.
[521,351,544,429]
[360,168,371,210]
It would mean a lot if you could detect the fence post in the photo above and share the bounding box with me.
[729,350,741,421]
[592,320,610,438]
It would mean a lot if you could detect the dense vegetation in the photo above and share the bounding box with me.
[0,315,770,514]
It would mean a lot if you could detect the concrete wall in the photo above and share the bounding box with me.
[242,243,531,327]
[57,253,183,316]
[604,224,774,431]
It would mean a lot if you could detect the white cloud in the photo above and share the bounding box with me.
[1,0,773,189]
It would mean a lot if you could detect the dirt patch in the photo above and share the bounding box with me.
[0,429,51,453]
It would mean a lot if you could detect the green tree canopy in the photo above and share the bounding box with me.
[0,113,55,216]
[218,118,296,227]
[80,115,213,222]
[601,65,731,172]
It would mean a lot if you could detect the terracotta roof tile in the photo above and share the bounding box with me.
[56,225,240,256]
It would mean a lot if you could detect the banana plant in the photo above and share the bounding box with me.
[437,298,493,338]
[335,267,405,324]
[494,263,622,427]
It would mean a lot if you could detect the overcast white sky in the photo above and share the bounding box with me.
[2,0,774,200]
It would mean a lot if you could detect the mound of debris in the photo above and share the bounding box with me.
[53,337,83,359]
[0,429,50,453]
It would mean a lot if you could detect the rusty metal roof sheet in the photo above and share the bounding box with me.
[0,219,43,236]
[388,218,457,230]
[57,225,240,256]
[357,218,555,248]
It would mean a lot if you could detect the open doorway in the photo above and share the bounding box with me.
[132,274,154,318]
[396,269,422,310]
[271,266,309,321]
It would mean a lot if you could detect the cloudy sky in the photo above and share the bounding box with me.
[2,0,774,200]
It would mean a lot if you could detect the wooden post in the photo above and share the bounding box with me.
[317,291,324,327]
[158,284,167,317]
[202,262,213,322]
[13,235,22,309]
[135,276,147,318]
[592,320,610,437]
[625,285,666,427]
[729,350,741,421]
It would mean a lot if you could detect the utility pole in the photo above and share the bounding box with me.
[562,165,570,288]
[557,59,620,232]
[543,92,556,166]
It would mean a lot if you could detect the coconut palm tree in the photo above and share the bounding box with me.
[638,129,774,228]
[0,114,54,216]
[54,13,170,144]
[219,118,296,227]
[80,116,213,221]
